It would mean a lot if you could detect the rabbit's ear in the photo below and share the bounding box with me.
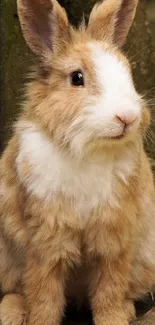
[88,0,138,47]
[17,0,71,55]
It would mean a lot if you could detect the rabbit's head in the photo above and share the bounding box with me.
[18,0,148,157]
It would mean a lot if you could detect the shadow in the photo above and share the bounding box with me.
[63,306,93,325]
[62,293,155,325]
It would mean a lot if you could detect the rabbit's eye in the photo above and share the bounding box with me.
[71,71,84,87]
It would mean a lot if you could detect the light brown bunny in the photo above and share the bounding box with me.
[0,0,155,325]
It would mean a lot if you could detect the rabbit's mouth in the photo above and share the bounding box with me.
[105,134,124,141]
[94,131,126,142]
[101,121,140,143]
[89,129,136,146]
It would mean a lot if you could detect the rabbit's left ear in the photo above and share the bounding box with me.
[88,0,139,47]
[17,0,71,56]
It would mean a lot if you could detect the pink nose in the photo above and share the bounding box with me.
[116,114,137,126]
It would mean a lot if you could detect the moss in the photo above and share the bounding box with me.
[0,0,34,151]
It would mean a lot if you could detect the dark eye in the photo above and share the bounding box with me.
[71,71,84,87]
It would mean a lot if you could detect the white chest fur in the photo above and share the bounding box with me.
[16,122,136,218]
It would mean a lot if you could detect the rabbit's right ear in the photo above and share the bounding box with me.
[88,0,138,47]
[17,0,71,56]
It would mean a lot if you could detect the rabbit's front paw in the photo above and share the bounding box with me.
[0,294,27,325]
[124,299,136,322]
[94,309,129,325]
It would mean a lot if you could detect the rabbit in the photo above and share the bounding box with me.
[0,0,155,324]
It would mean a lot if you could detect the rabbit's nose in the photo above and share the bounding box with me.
[116,113,137,126]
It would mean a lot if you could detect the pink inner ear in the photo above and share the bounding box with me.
[22,0,54,50]
[114,0,138,47]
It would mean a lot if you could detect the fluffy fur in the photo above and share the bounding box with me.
[0,0,155,325]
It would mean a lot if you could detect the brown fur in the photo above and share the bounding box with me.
[132,309,155,325]
[88,0,138,46]
[0,1,155,325]
[0,294,26,325]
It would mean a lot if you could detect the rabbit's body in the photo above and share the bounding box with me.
[0,1,155,325]
[1,112,155,322]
